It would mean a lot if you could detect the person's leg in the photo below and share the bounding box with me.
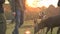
[10,17,15,24]
[0,13,6,34]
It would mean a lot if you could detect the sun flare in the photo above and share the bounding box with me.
[26,0,58,8]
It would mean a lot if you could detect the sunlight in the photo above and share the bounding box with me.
[26,0,34,7]
[26,0,58,8]
[5,0,9,4]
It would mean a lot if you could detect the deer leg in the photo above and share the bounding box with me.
[51,27,53,34]
[34,25,39,34]
[45,27,50,34]
[57,27,60,34]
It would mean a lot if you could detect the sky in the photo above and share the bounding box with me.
[5,0,59,8]
[26,0,58,8]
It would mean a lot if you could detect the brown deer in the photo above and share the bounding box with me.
[34,15,60,34]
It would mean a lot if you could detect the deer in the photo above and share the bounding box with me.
[34,15,60,34]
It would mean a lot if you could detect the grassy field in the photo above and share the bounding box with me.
[6,20,34,34]
[6,20,59,34]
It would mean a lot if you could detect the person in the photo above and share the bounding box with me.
[0,0,6,34]
[8,0,16,24]
[9,0,25,34]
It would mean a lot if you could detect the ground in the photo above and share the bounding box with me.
[6,20,59,34]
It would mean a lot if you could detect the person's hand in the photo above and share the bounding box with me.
[12,12,16,16]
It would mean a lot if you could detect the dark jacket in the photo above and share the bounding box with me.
[0,0,5,13]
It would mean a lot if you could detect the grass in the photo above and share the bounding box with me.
[6,20,34,34]
[36,27,58,34]
[6,20,59,34]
